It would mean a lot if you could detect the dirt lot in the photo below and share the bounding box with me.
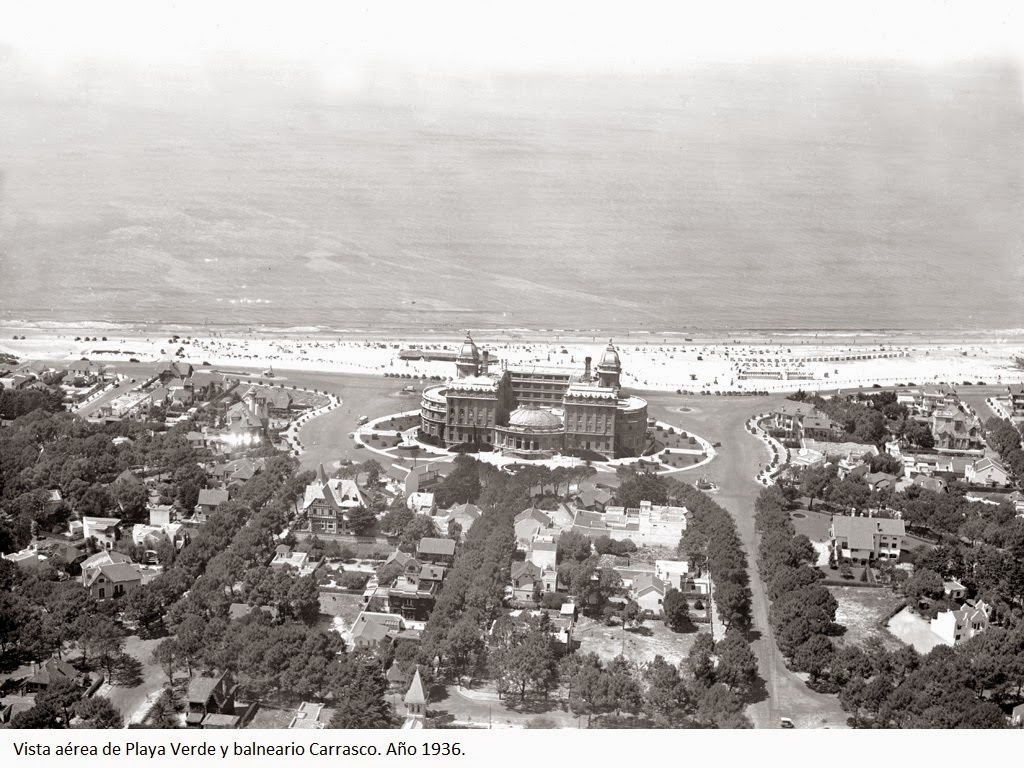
[573,616,709,667]
[829,586,905,652]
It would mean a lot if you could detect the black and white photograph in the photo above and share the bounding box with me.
[1,0,1024,746]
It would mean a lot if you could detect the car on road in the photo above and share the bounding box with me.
[357,415,369,425]
[780,717,795,728]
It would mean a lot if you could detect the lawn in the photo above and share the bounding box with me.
[573,616,709,667]
[790,508,833,546]
[829,586,904,652]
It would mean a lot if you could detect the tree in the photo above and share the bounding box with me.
[621,600,643,628]
[792,634,834,682]
[73,696,122,728]
[447,520,463,541]
[715,579,752,631]
[688,632,716,688]
[432,455,482,507]
[37,677,84,726]
[10,701,62,729]
[329,659,396,729]
[644,655,693,725]
[399,515,440,552]
[152,638,181,684]
[346,506,378,537]
[556,530,592,564]
[79,614,124,676]
[799,464,835,511]
[715,632,758,694]
[696,683,752,728]
[379,500,414,535]
[111,475,149,524]
[905,567,944,604]
[615,472,669,509]
[493,626,560,702]
[662,589,691,632]
[122,586,163,632]
[442,616,485,681]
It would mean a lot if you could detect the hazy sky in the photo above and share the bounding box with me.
[4,1,1024,76]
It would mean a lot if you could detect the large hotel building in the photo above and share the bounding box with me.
[419,334,648,460]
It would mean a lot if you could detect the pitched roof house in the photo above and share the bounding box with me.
[830,515,905,563]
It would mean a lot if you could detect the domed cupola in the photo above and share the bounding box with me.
[596,339,621,389]
[455,331,481,377]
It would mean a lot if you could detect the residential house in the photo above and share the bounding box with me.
[404,462,444,497]
[510,561,543,602]
[159,361,194,382]
[189,370,225,400]
[385,572,437,620]
[186,671,240,728]
[514,507,554,547]
[350,612,409,649]
[654,559,710,594]
[23,658,81,693]
[527,533,558,570]
[501,609,575,650]
[770,403,819,435]
[82,561,143,601]
[632,573,667,615]
[1008,385,1024,417]
[194,488,230,520]
[1010,702,1024,727]
[438,502,481,538]
[864,472,898,493]
[81,516,122,549]
[572,483,613,511]
[149,504,176,526]
[931,407,984,452]
[416,537,456,567]
[131,522,185,553]
[830,515,906,563]
[407,492,436,516]
[964,457,1011,488]
[930,601,992,646]
[301,467,366,534]
[270,545,308,570]
[3,547,49,571]
[801,415,837,441]
[943,580,967,601]
[225,398,265,440]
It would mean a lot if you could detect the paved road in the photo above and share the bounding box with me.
[644,392,848,729]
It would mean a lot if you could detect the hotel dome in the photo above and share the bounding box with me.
[507,405,563,432]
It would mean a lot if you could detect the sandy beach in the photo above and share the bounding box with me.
[2,323,1022,394]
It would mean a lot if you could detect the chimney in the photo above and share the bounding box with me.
[481,350,489,369]
[584,356,592,379]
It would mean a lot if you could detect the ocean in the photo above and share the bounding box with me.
[1,61,1023,335]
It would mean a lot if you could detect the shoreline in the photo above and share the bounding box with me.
[2,323,1023,396]
[2,319,1024,347]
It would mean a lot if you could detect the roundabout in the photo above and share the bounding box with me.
[352,409,718,476]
